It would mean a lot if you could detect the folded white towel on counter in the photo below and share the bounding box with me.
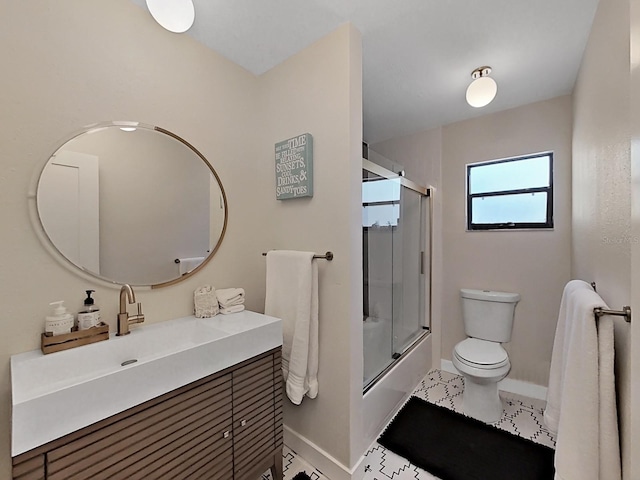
[220,305,245,315]
[216,288,245,307]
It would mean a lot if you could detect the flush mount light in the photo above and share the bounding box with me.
[146,0,195,33]
[465,66,497,108]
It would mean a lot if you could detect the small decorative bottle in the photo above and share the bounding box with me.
[78,290,101,330]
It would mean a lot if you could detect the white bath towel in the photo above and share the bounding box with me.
[597,315,621,480]
[544,280,621,480]
[216,288,245,307]
[178,256,205,275]
[264,250,318,405]
[220,304,245,315]
[544,280,590,432]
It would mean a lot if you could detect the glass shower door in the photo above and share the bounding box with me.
[363,169,398,384]
[363,159,429,389]
[392,186,426,357]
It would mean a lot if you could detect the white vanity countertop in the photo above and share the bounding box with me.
[11,310,282,457]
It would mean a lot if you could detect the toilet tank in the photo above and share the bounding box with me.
[460,289,520,343]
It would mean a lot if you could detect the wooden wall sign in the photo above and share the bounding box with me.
[275,133,313,200]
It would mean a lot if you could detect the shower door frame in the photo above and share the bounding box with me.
[362,158,433,392]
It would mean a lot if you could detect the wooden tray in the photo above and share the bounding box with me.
[41,323,109,355]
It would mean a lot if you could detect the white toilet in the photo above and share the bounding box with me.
[452,288,520,423]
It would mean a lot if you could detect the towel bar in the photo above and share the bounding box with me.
[594,306,631,323]
[261,251,334,261]
[590,282,631,323]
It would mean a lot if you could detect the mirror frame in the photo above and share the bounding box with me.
[32,121,228,289]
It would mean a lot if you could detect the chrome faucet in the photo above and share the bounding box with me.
[116,284,145,336]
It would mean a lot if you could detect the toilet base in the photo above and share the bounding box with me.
[461,377,503,423]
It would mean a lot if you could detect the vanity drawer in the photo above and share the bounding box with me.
[12,453,44,480]
[46,376,232,480]
[232,349,283,479]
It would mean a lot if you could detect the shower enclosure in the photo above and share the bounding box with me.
[362,158,431,390]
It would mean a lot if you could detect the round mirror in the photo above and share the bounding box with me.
[36,122,227,288]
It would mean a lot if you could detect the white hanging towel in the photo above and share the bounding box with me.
[264,250,318,405]
[544,280,621,480]
[178,256,205,275]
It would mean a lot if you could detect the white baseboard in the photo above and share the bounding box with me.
[284,425,355,480]
[440,359,548,401]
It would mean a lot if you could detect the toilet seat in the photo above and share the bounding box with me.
[453,338,509,369]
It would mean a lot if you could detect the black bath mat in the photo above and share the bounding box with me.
[292,473,312,480]
[378,396,555,480]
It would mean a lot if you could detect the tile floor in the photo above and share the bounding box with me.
[262,369,556,480]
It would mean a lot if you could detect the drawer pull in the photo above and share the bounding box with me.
[223,430,231,439]
[240,419,248,427]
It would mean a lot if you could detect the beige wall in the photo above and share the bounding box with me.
[631,0,640,476]
[0,2,362,478]
[440,96,573,385]
[372,96,572,385]
[572,0,634,475]
[0,3,258,477]
[442,96,571,385]
[375,98,572,386]
[256,24,363,469]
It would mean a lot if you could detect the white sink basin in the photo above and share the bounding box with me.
[11,310,282,456]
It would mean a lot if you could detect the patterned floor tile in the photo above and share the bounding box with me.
[261,445,329,480]
[261,369,555,480]
[431,369,463,384]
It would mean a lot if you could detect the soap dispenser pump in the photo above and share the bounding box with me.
[78,290,101,330]
[45,301,74,336]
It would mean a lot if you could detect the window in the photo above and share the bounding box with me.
[467,152,553,230]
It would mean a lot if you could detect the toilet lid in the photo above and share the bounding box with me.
[454,338,508,366]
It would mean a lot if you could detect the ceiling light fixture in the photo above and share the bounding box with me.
[146,0,195,33]
[465,66,497,108]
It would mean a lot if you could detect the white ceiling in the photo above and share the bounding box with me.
[131,0,599,144]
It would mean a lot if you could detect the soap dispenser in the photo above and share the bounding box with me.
[45,301,74,336]
[78,290,101,330]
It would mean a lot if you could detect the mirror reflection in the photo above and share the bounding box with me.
[37,122,227,287]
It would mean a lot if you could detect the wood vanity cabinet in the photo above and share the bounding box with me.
[12,348,283,480]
